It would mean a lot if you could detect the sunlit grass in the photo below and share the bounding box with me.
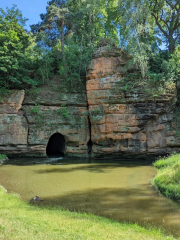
[0,187,176,240]
[153,153,180,200]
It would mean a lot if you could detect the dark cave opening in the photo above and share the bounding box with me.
[46,133,65,158]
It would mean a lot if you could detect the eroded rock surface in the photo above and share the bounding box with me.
[87,44,178,158]
[0,44,179,159]
[0,78,90,157]
[0,90,28,155]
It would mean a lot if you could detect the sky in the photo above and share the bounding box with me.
[0,0,48,30]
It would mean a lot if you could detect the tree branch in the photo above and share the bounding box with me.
[151,12,168,37]
[159,9,170,29]
[165,0,179,11]
[165,0,175,9]
[174,7,180,29]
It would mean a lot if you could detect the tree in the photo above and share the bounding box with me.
[46,0,70,66]
[67,0,120,47]
[117,0,180,79]
[118,0,180,54]
[0,5,38,89]
[149,0,180,54]
[118,0,153,77]
[31,0,71,69]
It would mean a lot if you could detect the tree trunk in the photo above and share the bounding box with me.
[168,41,175,54]
[61,19,65,67]
[168,34,176,54]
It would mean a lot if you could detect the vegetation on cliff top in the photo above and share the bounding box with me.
[0,1,180,92]
[0,187,177,240]
[153,153,180,200]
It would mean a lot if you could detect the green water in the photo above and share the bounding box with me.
[1,158,180,237]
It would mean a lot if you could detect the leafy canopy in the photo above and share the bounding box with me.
[0,5,38,89]
[1,1,180,91]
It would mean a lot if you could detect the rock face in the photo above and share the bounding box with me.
[0,44,180,159]
[23,93,89,157]
[0,79,90,157]
[86,44,179,158]
[0,90,28,155]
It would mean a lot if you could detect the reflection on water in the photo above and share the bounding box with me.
[1,158,180,237]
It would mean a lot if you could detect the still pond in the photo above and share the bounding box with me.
[0,158,180,237]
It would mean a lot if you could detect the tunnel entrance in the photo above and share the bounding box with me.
[46,133,65,158]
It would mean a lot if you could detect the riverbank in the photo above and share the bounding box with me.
[0,187,176,240]
[153,153,180,200]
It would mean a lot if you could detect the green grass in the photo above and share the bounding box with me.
[0,154,6,160]
[153,153,180,200]
[0,187,176,240]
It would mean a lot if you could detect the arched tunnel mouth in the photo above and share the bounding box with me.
[46,133,65,158]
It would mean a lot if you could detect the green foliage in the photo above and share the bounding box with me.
[1,1,180,92]
[153,153,180,200]
[149,50,170,74]
[0,6,58,91]
[148,48,180,85]
[57,38,92,91]
[148,0,180,53]
[153,152,179,169]
[35,46,55,84]
[171,45,180,82]
[30,104,40,114]
[0,6,38,89]
[117,0,180,77]
[113,70,175,100]
[31,0,121,89]
[67,0,120,47]
[35,115,44,124]
[89,106,104,117]
[89,106,104,121]
[29,104,45,124]
[0,154,6,160]
[0,87,9,102]
[118,0,153,77]
[26,87,39,99]
[57,104,71,119]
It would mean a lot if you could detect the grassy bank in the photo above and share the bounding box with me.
[153,153,180,200]
[0,187,176,240]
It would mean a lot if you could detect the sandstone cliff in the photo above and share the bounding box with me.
[0,78,89,157]
[0,90,28,155]
[86,43,179,158]
[0,43,180,158]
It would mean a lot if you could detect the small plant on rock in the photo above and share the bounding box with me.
[57,104,71,120]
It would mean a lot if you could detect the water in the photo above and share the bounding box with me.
[1,158,180,237]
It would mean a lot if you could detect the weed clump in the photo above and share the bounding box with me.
[153,153,180,200]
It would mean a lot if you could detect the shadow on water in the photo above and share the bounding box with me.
[5,158,154,174]
[33,162,152,174]
[5,157,153,167]
[38,185,180,238]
